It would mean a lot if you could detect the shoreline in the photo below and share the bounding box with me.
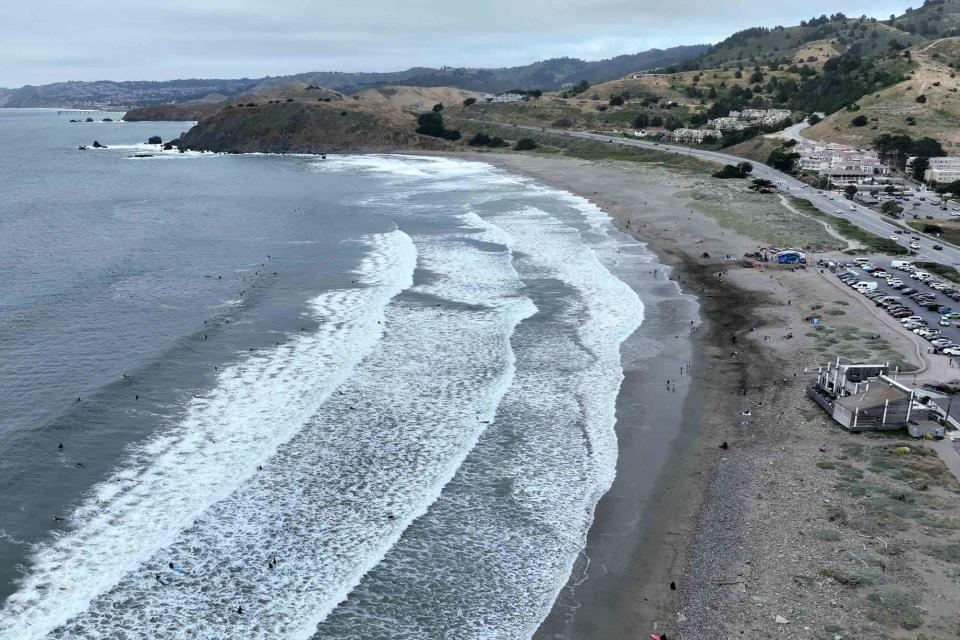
[474,152,960,639]
[473,152,777,638]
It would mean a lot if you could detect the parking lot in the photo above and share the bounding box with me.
[829,258,960,358]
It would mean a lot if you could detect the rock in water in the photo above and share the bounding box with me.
[147,135,162,145]
[92,140,104,148]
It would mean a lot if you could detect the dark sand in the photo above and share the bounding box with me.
[472,154,779,639]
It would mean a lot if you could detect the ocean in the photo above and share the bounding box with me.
[0,109,671,639]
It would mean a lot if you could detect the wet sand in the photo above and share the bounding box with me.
[451,152,959,640]
[472,154,780,639]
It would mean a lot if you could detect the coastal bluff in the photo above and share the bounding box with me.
[122,103,221,122]
[177,100,452,154]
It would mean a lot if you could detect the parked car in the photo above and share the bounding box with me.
[938,306,953,314]
[933,244,944,250]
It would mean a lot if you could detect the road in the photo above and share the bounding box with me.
[767,112,822,143]
[469,120,960,267]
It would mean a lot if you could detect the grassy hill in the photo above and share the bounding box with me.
[690,17,926,71]
[178,97,452,154]
[353,86,483,113]
[804,37,960,152]
[891,0,960,38]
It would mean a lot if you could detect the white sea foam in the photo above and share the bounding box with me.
[0,230,417,640]
[5,153,649,640]
[41,229,535,639]
[311,203,645,640]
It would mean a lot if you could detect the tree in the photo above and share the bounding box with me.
[844,184,858,199]
[609,95,625,106]
[911,156,930,182]
[851,114,869,126]
[934,179,960,195]
[632,114,650,129]
[768,148,800,171]
[737,161,754,175]
[873,133,914,168]
[915,94,928,103]
[514,138,537,151]
[416,112,446,137]
[468,132,492,146]
[462,97,477,107]
[909,137,945,158]
[713,164,748,179]
[881,200,903,216]
[807,113,822,125]
[432,103,444,112]
[749,178,775,193]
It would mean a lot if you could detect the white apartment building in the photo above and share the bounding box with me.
[922,156,960,184]
[798,142,889,182]
[709,117,748,131]
[670,128,715,143]
[709,108,791,131]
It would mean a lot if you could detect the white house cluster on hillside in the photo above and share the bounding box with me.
[484,92,525,104]
[796,142,888,183]
[668,128,715,143]
[707,108,791,131]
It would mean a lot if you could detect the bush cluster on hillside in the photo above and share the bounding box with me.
[416,112,461,141]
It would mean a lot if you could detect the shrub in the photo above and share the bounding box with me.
[514,138,537,151]
[462,97,477,107]
[432,103,444,112]
[807,113,822,125]
[851,115,869,127]
[768,147,800,171]
[865,589,923,629]
[915,94,927,103]
[713,164,747,179]
[609,95,625,106]
[468,132,492,146]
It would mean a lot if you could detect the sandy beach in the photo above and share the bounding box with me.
[471,153,960,639]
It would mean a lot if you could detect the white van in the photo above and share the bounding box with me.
[854,281,878,292]
[891,260,913,270]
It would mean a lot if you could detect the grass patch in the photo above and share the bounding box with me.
[924,543,960,563]
[449,120,716,173]
[865,589,923,630]
[791,197,912,255]
[686,188,841,251]
[820,567,886,587]
[826,308,846,315]
[907,220,960,250]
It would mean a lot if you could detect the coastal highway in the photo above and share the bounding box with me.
[467,120,960,267]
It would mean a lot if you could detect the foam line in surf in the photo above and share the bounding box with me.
[45,234,536,640]
[311,203,645,640]
[0,230,416,640]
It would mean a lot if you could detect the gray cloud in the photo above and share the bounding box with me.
[2,0,911,87]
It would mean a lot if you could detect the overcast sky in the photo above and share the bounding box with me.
[3,0,914,87]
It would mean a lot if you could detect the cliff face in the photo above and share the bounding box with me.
[122,103,222,121]
[177,101,451,153]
